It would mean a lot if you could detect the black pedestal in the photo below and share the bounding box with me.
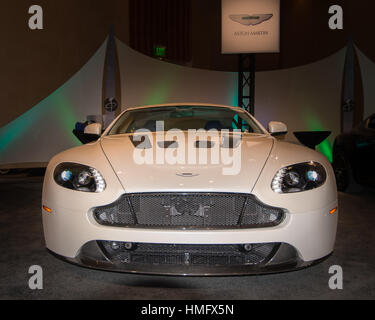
[293,131,331,150]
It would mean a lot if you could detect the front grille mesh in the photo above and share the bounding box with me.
[93,193,285,229]
[99,241,280,266]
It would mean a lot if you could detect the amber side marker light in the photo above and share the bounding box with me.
[43,205,53,213]
[330,207,338,215]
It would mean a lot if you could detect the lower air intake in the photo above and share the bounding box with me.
[98,241,280,267]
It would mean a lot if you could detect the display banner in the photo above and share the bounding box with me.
[222,0,280,54]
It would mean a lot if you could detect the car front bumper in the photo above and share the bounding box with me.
[43,199,337,275]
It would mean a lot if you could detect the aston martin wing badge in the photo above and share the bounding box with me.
[229,14,273,26]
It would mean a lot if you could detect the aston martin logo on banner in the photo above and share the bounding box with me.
[229,14,273,26]
[222,0,280,54]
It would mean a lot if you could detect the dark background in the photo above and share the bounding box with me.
[0,0,373,128]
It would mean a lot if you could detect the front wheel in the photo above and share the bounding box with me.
[333,149,359,192]
[333,148,352,191]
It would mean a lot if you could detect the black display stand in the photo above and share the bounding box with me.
[293,131,332,150]
[238,54,256,115]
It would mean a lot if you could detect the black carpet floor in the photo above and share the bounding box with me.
[0,174,374,300]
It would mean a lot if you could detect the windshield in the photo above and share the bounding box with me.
[108,106,264,135]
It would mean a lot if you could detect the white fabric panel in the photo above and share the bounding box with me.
[118,39,344,159]
[0,37,346,166]
[356,47,375,119]
[0,40,107,166]
[255,49,346,148]
[116,40,238,109]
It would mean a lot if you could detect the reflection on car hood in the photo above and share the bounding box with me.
[100,132,274,193]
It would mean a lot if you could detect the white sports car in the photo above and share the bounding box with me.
[42,104,338,276]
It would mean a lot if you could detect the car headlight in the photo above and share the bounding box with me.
[272,162,326,194]
[54,163,106,193]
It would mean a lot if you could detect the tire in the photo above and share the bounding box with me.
[333,148,361,193]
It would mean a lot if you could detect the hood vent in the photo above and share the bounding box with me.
[195,141,215,149]
[129,136,241,149]
[157,141,179,148]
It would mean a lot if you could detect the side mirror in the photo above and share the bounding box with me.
[84,123,102,136]
[82,123,102,143]
[268,121,288,136]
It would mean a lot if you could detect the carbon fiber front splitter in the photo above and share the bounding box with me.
[48,241,332,276]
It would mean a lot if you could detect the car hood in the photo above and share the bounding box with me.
[100,132,274,193]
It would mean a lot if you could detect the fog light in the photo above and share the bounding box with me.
[111,242,121,250]
[124,242,134,250]
[243,244,253,252]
